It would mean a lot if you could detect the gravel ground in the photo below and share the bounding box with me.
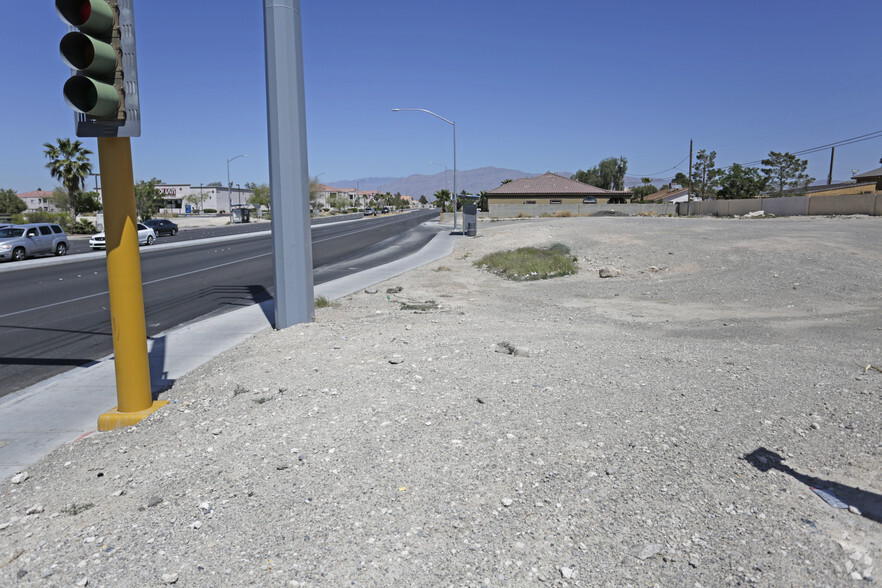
[1,215,881,587]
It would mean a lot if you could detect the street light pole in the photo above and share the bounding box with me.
[226,153,248,213]
[392,108,457,231]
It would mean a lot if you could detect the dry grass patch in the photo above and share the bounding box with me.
[475,243,578,281]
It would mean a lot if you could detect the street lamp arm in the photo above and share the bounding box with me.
[392,107,458,230]
[391,108,454,126]
[226,154,249,214]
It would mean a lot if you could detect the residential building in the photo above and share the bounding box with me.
[311,184,388,211]
[852,167,882,191]
[17,191,62,212]
[486,172,629,207]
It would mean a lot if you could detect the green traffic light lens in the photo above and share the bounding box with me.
[60,31,117,76]
[63,75,120,117]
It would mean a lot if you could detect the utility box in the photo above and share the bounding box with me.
[462,204,478,236]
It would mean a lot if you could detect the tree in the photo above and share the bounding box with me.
[572,156,628,190]
[476,190,489,212]
[309,176,322,213]
[52,187,101,214]
[205,181,223,187]
[691,149,722,200]
[500,178,513,185]
[419,195,428,206]
[43,138,93,218]
[433,189,451,211]
[717,164,767,199]
[50,187,70,212]
[78,191,102,214]
[134,179,164,220]
[571,167,602,187]
[761,151,814,197]
[328,193,348,211]
[247,183,271,213]
[672,172,690,190]
[0,188,26,215]
[186,190,209,213]
[630,178,658,202]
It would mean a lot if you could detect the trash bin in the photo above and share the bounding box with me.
[462,204,478,236]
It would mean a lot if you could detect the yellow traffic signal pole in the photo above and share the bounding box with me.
[96,137,167,431]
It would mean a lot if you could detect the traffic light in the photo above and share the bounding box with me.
[55,0,140,137]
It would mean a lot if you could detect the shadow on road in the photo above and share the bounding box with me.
[211,284,274,324]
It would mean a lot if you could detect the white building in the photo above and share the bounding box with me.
[16,191,62,212]
[95,184,255,215]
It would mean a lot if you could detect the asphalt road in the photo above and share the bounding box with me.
[0,210,441,397]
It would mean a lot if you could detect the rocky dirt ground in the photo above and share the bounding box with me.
[1,215,881,587]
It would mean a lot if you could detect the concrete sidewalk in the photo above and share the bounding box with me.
[0,225,457,481]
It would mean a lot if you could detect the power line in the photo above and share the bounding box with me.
[737,129,882,166]
[631,155,690,178]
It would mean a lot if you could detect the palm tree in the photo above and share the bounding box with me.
[43,138,93,219]
[433,189,451,212]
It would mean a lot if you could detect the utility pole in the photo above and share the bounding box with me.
[827,146,835,185]
[687,139,693,215]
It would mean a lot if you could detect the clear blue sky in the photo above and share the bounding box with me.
[4,0,882,193]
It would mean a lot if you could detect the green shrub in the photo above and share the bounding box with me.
[203,208,217,214]
[314,295,338,308]
[22,211,69,225]
[69,219,97,234]
[475,243,578,281]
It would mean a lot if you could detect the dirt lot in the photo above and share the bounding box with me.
[1,215,880,586]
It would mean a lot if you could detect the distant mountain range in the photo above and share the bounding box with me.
[328,167,663,196]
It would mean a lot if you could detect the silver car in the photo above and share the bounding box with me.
[0,223,70,262]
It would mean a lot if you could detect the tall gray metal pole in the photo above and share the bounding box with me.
[264,0,314,328]
[392,108,457,231]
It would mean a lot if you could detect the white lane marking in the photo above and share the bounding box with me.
[0,253,271,320]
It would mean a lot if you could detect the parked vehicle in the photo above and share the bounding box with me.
[0,223,69,262]
[364,207,376,216]
[143,218,178,236]
[381,206,391,214]
[582,196,597,204]
[89,223,156,250]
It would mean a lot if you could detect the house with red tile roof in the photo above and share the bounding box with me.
[17,191,61,212]
[486,172,630,211]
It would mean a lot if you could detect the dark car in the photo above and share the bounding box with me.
[143,218,179,236]
[582,196,597,204]
[381,206,391,214]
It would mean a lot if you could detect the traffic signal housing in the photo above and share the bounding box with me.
[55,0,141,137]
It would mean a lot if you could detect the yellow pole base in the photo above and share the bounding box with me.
[98,400,169,432]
